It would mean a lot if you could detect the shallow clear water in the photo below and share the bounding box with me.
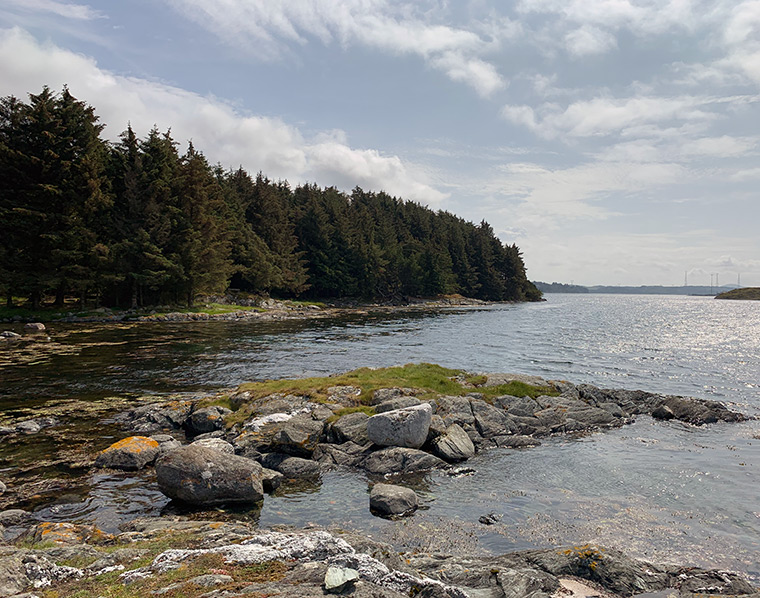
[1,294,759,579]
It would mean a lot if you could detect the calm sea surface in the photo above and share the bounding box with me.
[1,294,759,579]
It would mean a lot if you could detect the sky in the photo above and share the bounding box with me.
[1,0,759,287]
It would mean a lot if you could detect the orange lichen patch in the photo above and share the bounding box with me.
[33,521,115,545]
[101,436,160,455]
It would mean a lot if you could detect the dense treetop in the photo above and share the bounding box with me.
[0,87,541,308]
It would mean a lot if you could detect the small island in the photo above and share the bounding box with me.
[715,287,760,300]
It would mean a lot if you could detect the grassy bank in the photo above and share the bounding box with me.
[715,287,760,300]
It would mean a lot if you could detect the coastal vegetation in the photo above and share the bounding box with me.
[715,287,760,300]
[0,86,541,311]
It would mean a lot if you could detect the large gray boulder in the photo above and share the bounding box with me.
[431,424,475,462]
[367,403,432,449]
[369,483,418,517]
[156,444,264,506]
[260,453,322,478]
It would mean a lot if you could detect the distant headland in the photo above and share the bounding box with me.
[715,287,760,300]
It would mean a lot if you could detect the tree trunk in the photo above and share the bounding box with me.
[5,291,12,308]
[54,286,65,307]
[31,291,40,310]
[131,280,138,309]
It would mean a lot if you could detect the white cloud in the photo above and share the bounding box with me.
[0,27,446,204]
[2,0,101,20]
[500,94,754,139]
[564,25,617,57]
[163,0,506,97]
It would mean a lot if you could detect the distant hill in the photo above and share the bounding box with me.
[532,281,589,293]
[715,287,760,300]
[587,285,738,296]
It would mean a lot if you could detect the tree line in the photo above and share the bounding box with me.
[0,86,541,308]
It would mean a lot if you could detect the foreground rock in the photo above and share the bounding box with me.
[369,483,419,517]
[1,518,755,598]
[367,403,432,449]
[155,444,264,506]
[95,436,160,470]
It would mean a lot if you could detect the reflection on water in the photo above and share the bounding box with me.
[1,295,759,580]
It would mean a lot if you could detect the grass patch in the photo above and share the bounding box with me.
[715,287,760,300]
[169,303,264,316]
[230,363,558,424]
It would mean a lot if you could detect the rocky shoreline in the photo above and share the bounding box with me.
[0,366,757,597]
[0,295,490,326]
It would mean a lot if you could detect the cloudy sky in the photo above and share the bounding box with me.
[1,0,759,287]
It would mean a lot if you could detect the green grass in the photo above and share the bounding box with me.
[230,363,558,424]
[169,303,264,316]
[326,405,377,423]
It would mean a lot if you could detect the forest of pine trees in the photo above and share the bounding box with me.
[0,87,541,308]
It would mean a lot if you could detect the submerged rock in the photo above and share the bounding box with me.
[367,403,432,449]
[369,483,418,517]
[364,446,446,475]
[94,436,160,471]
[155,444,264,506]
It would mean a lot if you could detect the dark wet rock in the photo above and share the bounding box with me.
[599,402,627,418]
[261,467,284,492]
[117,400,194,434]
[374,396,422,414]
[271,416,325,457]
[184,406,230,437]
[371,387,421,406]
[493,435,541,449]
[329,412,370,445]
[470,398,517,438]
[260,452,322,478]
[364,447,447,475]
[191,437,234,454]
[156,444,264,506]
[431,424,475,462]
[15,416,59,435]
[95,436,160,471]
[367,403,432,449]
[478,512,502,525]
[0,510,32,527]
[313,441,372,468]
[652,404,676,420]
[369,483,418,517]
[660,395,745,425]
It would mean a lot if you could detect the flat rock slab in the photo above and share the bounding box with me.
[369,483,418,517]
[367,403,432,449]
[363,446,446,475]
[156,444,264,506]
[94,436,160,471]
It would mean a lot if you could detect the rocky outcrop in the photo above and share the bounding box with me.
[184,405,230,436]
[1,519,754,598]
[155,444,264,506]
[367,403,432,449]
[369,483,418,517]
[94,436,160,470]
